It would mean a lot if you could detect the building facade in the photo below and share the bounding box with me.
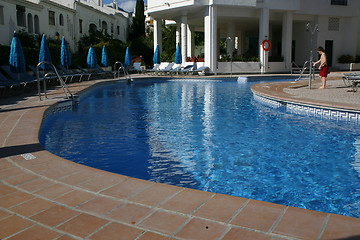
[0,0,130,51]
[147,0,360,73]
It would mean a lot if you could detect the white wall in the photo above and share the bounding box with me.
[0,0,129,51]
[217,61,286,74]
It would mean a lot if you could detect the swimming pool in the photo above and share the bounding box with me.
[40,78,360,218]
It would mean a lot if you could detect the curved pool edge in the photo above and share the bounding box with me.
[251,79,360,124]
[1,76,360,239]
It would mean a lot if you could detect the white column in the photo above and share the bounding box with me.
[205,5,217,73]
[187,25,195,58]
[154,19,162,52]
[282,11,293,71]
[259,7,269,73]
[176,23,180,46]
[227,22,235,57]
[181,14,188,64]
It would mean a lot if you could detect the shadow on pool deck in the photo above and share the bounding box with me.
[1,74,360,240]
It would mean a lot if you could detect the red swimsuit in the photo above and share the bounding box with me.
[320,65,329,77]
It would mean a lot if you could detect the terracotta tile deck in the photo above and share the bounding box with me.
[1,76,360,239]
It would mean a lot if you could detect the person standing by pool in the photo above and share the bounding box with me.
[313,46,328,89]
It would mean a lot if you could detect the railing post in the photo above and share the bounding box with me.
[36,61,72,101]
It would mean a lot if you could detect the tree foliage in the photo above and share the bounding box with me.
[131,0,145,38]
[161,23,176,62]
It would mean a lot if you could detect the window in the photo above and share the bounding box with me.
[59,14,64,26]
[27,13,33,33]
[16,5,26,27]
[328,17,340,31]
[34,15,40,34]
[331,0,347,5]
[79,19,83,33]
[49,10,55,25]
[0,6,4,25]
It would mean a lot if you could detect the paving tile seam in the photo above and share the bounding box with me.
[147,187,187,209]
[218,225,299,240]
[2,167,214,225]
[225,198,251,225]
[167,214,193,238]
[0,207,84,240]
[217,226,232,240]
[188,192,217,215]
[84,221,125,240]
[0,194,166,240]
[1,221,36,240]
[318,214,331,240]
[268,206,289,234]
[2,109,29,148]
[0,111,12,129]
[3,178,266,239]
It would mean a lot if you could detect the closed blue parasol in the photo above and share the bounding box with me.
[153,44,161,64]
[9,31,26,73]
[87,45,97,68]
[39,34,52,70]
[124,47,131,66]
[61,37,71,67]
[101,45,109,67]
[175,43,182,64]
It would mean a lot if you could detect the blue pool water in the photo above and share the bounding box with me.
[40,78,360,218]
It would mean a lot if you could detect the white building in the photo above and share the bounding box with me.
[147,0,360,73]
[0,0,130,51]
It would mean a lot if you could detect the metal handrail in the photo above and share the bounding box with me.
[291,61,301,75]
[296,60,309,81]
[36,61,73,101]
[114,61,132,82]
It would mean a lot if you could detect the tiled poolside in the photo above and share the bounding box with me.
[1,76,360,240]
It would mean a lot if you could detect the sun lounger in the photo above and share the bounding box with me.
[144,64,160,74]
[189,66,210,75]
[169,64,183,75]
[178,65,194,74]
[29,65,60,86]
[0,65,37,87]
[95,65,112,75]
[76,66,94,80]
[57,65,85,82]
[343,73,360,92]
[0,71,24,97]
[133,62,142,73]
[156,62,174,75]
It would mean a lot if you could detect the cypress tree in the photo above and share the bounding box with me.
[132,0,145,38]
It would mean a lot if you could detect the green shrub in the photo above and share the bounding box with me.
[338,54,354,63]
[355,56,360,63]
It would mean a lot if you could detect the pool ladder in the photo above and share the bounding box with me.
[293,60,317,82]
[114,61,133,83]
[36,62,79,107]
[293,61,308,81]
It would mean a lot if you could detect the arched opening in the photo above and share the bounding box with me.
[59,13,64,26]
[27,13,33,33]
[89,23,97,32]
[34,15,40,34]
[102,21,107,32]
